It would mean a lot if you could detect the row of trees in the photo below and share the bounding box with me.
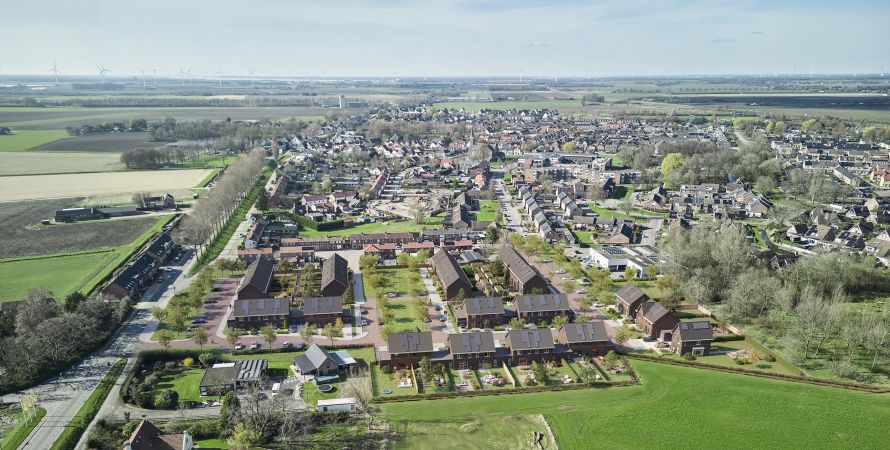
[174,150,266,258]
[120,146,217,169]
[0,289,130,392]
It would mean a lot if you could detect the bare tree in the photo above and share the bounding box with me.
[339,367,379,430]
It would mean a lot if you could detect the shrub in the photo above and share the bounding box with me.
[183,357,195,367]
[762,353,776,362]
[735,358,752,365]
[155,389,180,409]
[199,353,216,367]
[682,353,696,361]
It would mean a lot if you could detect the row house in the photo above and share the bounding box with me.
[430,250,473,302]
[455,297,505,329]
[280,236,347,251]
[512,293,574,324]
[499,246,548,294]
[350,232,419,249]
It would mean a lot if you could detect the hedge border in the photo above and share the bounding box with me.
[50,358,127,450]
[372,379,639,403]
[626,354,890,393]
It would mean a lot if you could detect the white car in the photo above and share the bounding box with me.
[593,303,604,308]
[234,343,245,350]
[250,342,260,350]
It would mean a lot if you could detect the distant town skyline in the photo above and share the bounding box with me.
[1,0,887,77]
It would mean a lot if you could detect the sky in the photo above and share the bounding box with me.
[1,0,888,78]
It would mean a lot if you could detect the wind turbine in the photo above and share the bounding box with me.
[49,62,60,86]
[248,68,256,86]
[178,67,187,85]
[139,67,149,88]
[151,69,158,86]
[881,64,885,77]
[215,66,223,85]
[95,64,109,83]
[187,68,192,85]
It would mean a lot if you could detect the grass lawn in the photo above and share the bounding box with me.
[392,414,556,450]
[373,268,422,298]
[383,360,890,449]
[610,280,665,300]
[193,438,230,449]
[372,366,419,397]
[387,300,427,332]
[476,200,498,222]
[299,217,442,238]
[0,407,46,450]
[571,230,596,245]
[0,249,121,303]
[433,100,580,112]
[660,338,803,376]
[0,130,69,152]
[152,369,207,403]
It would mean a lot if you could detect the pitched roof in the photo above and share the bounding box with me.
[640,300,672,323]
[507,327,555,351]
[560,321,609,344]
[321,253,349,291]
[387,331,433,354]
[462,297,504,316]
[499,246,543,284]
[303,296,343,315]
[430,249,472,290]
[293,343,335,373]
[448,331,496,354]
[615,284,648,306]
[513,294,571,313]
[126,419,183,450]
[232,298,288,317]
[674,321,714,342]
[238,258,274,296]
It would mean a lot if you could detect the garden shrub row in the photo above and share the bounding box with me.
[714,334,746,342]
[373,379,639,403]
[50,359,127,450]
[231,342,372,356]
[290,213,344,231]
[0,407,46,450]
[626,354,890,393]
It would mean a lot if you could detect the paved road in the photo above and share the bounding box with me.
[640,218,664,246]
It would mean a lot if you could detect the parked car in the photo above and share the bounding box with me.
[250,342,260,350]
[593,303,604,308]
[387,293,397,298]
[234,343,245,350]
[439,315,448,322]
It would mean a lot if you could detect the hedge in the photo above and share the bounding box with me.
[290,213,344,231]
[626,354,890,393]
[50,358,127,450]
[372,379,639,403]
[0,407,46,450]
[714,334,746,342]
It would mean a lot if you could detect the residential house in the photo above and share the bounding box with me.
[237,258,275,300]
[670,321,714,356]
[292,343,341,377]
[363,243,397,260]
[614,285,649,319]
[321,253,349,297]
[499,246,548,294]
[455,297,505,329]
[124,419,193,450]
[430,250,473,302]
[199,359,268,396]
[377,330,434,370]
[505,327,559,365]
[228,297,290,329]
[447,331,507,369]
[103,254,159,300]
[635,300,678,339]
[301,296,344,327]
[512,294,574,324]
[557,321,610,357]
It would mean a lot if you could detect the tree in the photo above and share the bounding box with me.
[660,295,682,312]
[379,323,395,340]
[256,189,269,210]
[260,325,277,349]
[199,352,215,367]
[551,315,570,329]
[155,389,179,409]
[321,175,333,193]
[509,317,526,330]
[623,267,637,282]
[603,350,619,369]
[615,326,635,348]
[412,297,428,322]
[157,329,174,349]
[323,323,338,345]
[225,327,241,349]
[63,291,86,313]
[660,152,684,186]
[418,356,434,384]
[342,286,355,306]
[754,175,776,195]
[619,197,634,216]
[562,141,577,152]
[339,368,378,430]
[485,225,499,244]
[656,275,681,298]
[230,422,259,450]
[646,265,657,280]
[190,326,208,350]
[300,323,315,343]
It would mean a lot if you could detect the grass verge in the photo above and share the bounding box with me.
[0,407,46,449]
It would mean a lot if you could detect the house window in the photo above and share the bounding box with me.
[692,347,705,357]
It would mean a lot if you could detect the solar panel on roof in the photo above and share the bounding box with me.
[692,322,710,329]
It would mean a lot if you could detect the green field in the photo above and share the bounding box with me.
[152,369,206,403]
[0,250,121,303]
[476,200,498,222]
[433,100,579,112]
[383,360,890,449]
[0,130,69,152]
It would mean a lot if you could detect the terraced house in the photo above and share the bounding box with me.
[455,296,505,329]
[377,330,435,370]
[505,327,560,365]
[321,253,349,297]
[499,246,548,294]
[430,249,473,302]
[512,293,574,324]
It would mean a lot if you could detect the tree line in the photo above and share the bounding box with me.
[0,289,130,393]
[174,150,266,258]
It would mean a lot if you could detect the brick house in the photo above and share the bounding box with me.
[512,294,574,324]
[505,327,559,365]
[447,331,508,369]
[377,331,434,370]
[635,300,679,339]
[237,258,274,300]
[320,253,349,297]
[557,321,610,357]
[228,297,290,330]
[615,284,649,319]
[430,250,473,302]
[455,297,505,329]
[670,321,714,356]
[363,243,397,260]
[301,296,344,327]
[499,246,548,294]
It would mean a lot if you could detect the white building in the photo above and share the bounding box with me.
[588,245,663,278]
[316,397,357,413]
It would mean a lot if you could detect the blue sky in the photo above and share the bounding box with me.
[1,0,887,77]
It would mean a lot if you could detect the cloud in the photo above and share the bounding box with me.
[748,31,764,35]
[709,38,735,44]
[523,42,551,48]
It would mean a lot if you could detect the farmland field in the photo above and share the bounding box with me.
[0,198,160,259]
[0,250,121,302]
[30,131,159,153]
[0,106,327,130]
[0,168,211,201]
[0,129,69,151]
[383,360,890,449]
[0,152,123,175]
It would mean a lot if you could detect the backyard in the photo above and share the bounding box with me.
[476,200,498,222]
[298,216,444,238]
[383,360,890,449]
[655,337,803,376]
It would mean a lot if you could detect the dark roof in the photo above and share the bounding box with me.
[513,294,571,313]
[674,321,714,342]
[236,359,268,382]
[126,419,182,450]
[303,296,343,315]
[231,297,288,317]
[451,204,471,228]
[448,331,495,354]
[321,253,349,291]
[430,250,472,290]
[507,328,555,351]
[387,331,433,354]
[560,321,609,344]
[239,258,274,296]
[146,233,175,258]
[615,284,648,306]
[462,297,504,316]
[199,363,239,388]
[640,300,672,323]
[499,246,543,284]
[293,344,334,373]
